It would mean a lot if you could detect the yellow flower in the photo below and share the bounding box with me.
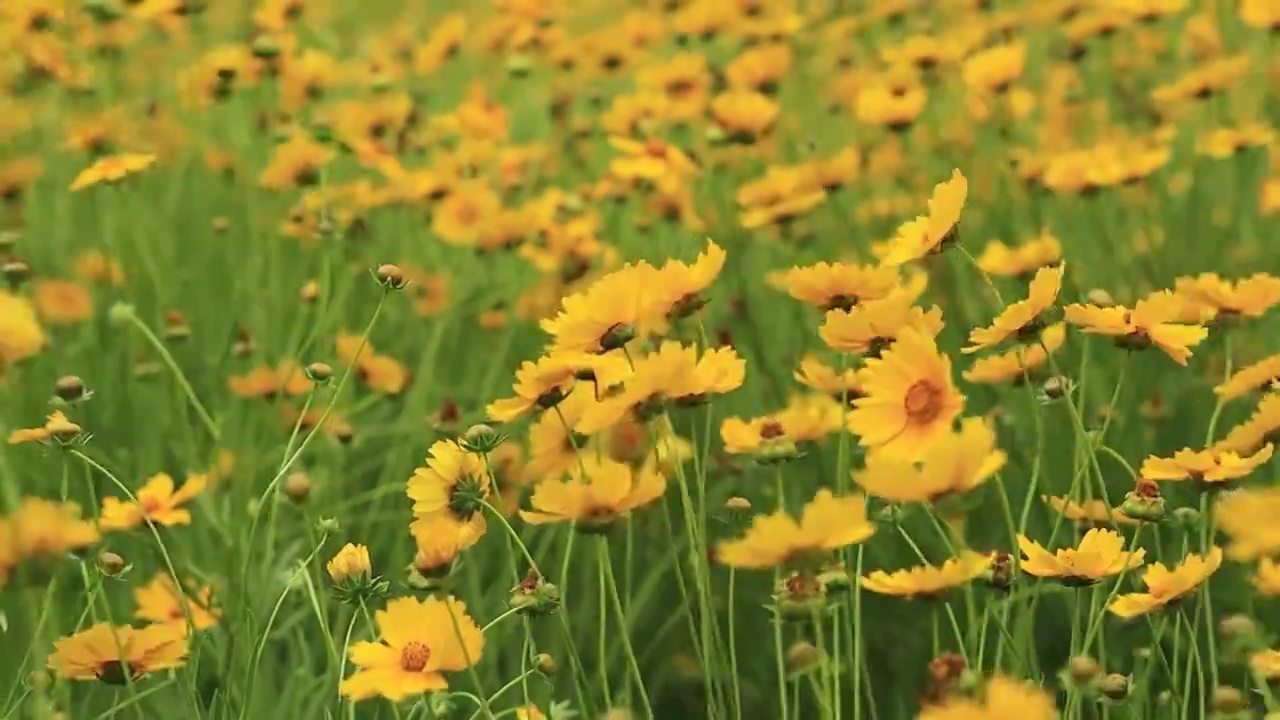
[1253,557,1280,596]
[69,153,155,191]
[720,394,844,456]
[961,41,1027,94]
[0,497,100,586]
[99,473,207,531]
[1109,547,1223,618]
[516,706,548,720]
[1043,495,1137,527]
[487,352,630,423]
[855,417,1006,503]
[1140,444,1273,488]
[33,279,93,324]
[406,440,492,546]
[607,136,698,189]
[820,294,945,355]
[716,489,875,570]
[1064,290,1209,366]
[847,328,965,460]
[521,456,666,527]
[976,231,1063,278]
[1217,487,1280,561]
[72,250,125,287]
[963,264,1064,353]
[963,323,1067,385]
[1019,528,1145,585]
[1251,649,1280,680]
[862,551,991,599]
[339,596,483,702]
[1216,393,1280,455]
[767,262,899,311]
[433,182,503,247]
[335,335,409,395]
[258,132,333,191]
[1175,273,1280,318]
[48,622,188,684]
[327,543,373,584]
[653,240,727,320]
[1242,0,1280,30]
[710,89,780,142]
[877,170,967,266]
[917,675,1058,720]
[228,361,312,399]
[1215,353,1280,401]
[725,43,792,93]
[793,355,862,399]
[410,516,474,578]
[855,73,927,130]
[133,573,220,632]
[541,263,667,354]
[0,291,46,368]
[8,411,82,445]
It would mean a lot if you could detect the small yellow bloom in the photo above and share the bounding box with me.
[716,489,875,570]
[917,675,1057,720]
[976,231,1062,278]
[820,294,944,355]
[963,264,1064,353]
[327,543,373,584]
[0,497,100,586]
[0,291,46,368]
[793,355,862,399]
[1217,487,1280,561]
[1140,444,1273,488]
[69,153,156,191]
[1043,495,1137,527]
[1251,649,1280,680]
[8,411,82,445]
[1064,290,1209,366]
[1174,272,1280,318]
[521,456,666,528]
[856,417,1006,503]
[1109,547,1223,618]
[1252,557,1280,596]
[877,169,967,266]
[99,473,207,531]
[861,551,991,599]
[1019,529,1145,585]
[48,622,188,684]
[768,262,899,311]
[1216,393,1280,455]
[487,352,629,423]
[134,573,220,632]
[963,323,1067,385]
[1216,353,1280,401]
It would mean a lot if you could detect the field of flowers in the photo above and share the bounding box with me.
[2,0,1280,718]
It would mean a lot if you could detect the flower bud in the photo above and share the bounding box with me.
[1219,614,1258,642]
[107,302,135,327]
[300,280,320,304]
[1086,289,1116,307]
[54,375,88,402]
[460,424,504,454]
[785,641,824,676]
[251,35,281,60]
[774,572,827,621]
[326,543,387,604]
[1172,506,1201,529]
[1212,686,1245,714]
[535,653,557,676]
[1040,375,1070,400]
[304,362,333,384]
[600,323,636,352]
[316,516,341,534]
[510,570,561,616]
[3,257,30,286]
[1064,656,1101,691]
[1120,480,1165,522]
[507,54,533,78]
[1100,673,1131,701]
[723,496,751,513]
[211,217,230,234]
[817,564,852,594]
[97,551,128,577]
[284,472,311,503]
[374,263,407,290]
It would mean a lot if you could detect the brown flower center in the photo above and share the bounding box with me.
[760,420,785,439]
[903,381,943,424]
[400,641,431,672]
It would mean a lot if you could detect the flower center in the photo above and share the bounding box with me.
[760,420,785,440]
[903,381,943,424]
[140,495,164,514]
[96,660,133,686]
[400,641,431,672]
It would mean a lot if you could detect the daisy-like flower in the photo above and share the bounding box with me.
[487,352,629,423]
[1064,290,1209,366]
[1140,444,1274,489]
[48,623,188,685]
[1109,547,1223,618]
[963,264,1064,353]
[339,596,483,702]
[963,323,1067,385]
[917,675,1057,720]
[1174,273,1280,319]
[861,551,992,599]
[33,279,93,324]
[406,440,492,547]
[716,489,876,570]
[855,417,1006,504]
[541,263,667,354]
[1251,650,1280,680]
[653,240,727,320]
[1252,557,1280,596]
[335,335,409,396]
[794,355,863,400]
[710,89,780,143]
[0,497,100,586]
[0,291,47,367]
[1043,495,1137,527]
[133,573,220,632]
[976,231,1063,278]
[521,456,666,529]
[820,294,944,356]
[1215,353,1280,401]
[99,473,207,531]
[877,169,968,266]
[607,136,698,190]
[1018,528,1145,586]
[961,41,1027,95]
[1217,487,1280,561]
[227,362,312,399]
[720,394,844,457]
[69,153,156,191]
[8,411,83,445]
[1216,393,1280,454]
[258,132,334,191]
[767,262,899,311]
[847,328,965,460]
[410,516,474,581]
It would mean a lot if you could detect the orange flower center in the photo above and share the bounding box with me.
[140,495,164,514]
[903,381,944,424]
[400,641,431,672]
[645,138,669,157]
[760,420,785,439]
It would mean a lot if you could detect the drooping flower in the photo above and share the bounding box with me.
[793,355,863,400]
[877,169,968,266]
[1109,547,1223,618]
[652,240,727,320]
[1174,273,1280,319]
[0,497,100,586]
[8,411,83,445]
[1215,393,1280,454]
[487,352,630,423]
[1140,444,1274,489]
[716,489,876,570]
[406,440,492,546]
[963,264,1064,353]
[133,573,220,632]
[48,623,188,684]
[69,153,156,191]
[720,394,844,458]
[767,262,899,311]
[976,231,1063,278]
[855,417,1006,504]
[99,473,207,531]
[1215,353,1280,401]
[1019,529,1145,585]
[521,456,666,529]
[339,596,484,702]
[861,552,992,599]
[1064,290,1209,366]
[820,294,944,355]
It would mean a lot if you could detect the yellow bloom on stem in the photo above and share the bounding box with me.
[520,456,666,528]
[69,153,155,191]
[227,362,313,399]
[432,182,503,247]
[133,573,220,632]
[767,261,899,311]
[1253,557,1280,596]
[607,136,698,189]
[33,279,93,324]
[541,263,667,354]
[72,250,125,287]
[1251,650,1280,680]
[855,417,1006,503]
[1018,528,1145,585]
[410,516,473,578]
[516,706,548,720]
[1108,547,1223,618]
[653,240,726,320]
[48,622,188,684]
[794,355,862,399]
[820,294,945,355]
[917,675,1058,720]
[963,323,1067,385]
[961,41,1027,94]
[716,489,875,570]
[976,231,1062,278]
[963,264,1064,353]
[877,169,967,266]
[1217,487,1280,561]
[1064,290,1209,366]
[1174,272,1280,318]
[861,551,992,599]
[1043,495,1137,527]
[720,394,844,456]
[327,543,373,584]
[258,132,333,191]
[847,328,965,460]
[1215,353,1280,401]
[0,291,46,368]
[335,335,409,396]
[99,473,207,531]
[710,89,780,142]
[0,497,100,586]
[1215,393,1280,454]
[1140,444,1273,488]
[406,440,492,546]
[339,596,483,702]
[8,410,82,445]
[487,352,628,423]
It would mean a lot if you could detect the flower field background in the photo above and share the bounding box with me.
[2,0,1280,719]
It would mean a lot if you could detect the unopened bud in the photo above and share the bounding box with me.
[284,472,311,503]
[786,641,824,675]
[1041,375,1069,400]
[1219,614,1258,641]
[1172,506,1201,529]
[1120,480,1165,522]
[535,653,557,676]
[54,375,88,402]
[300,280,320,303]
[374,263,407,290]
[97,551,127,577]
[3,257,30,286]
[211,217,230,234]
[1086,289,1116,307]
[316,517,341,534]
[305,362,333,384]
[1212,686,1245,713]
[1068,656,1101,685]
[1100,673,1130,701]
[460,424,504,454]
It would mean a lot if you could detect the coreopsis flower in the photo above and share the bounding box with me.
[793,355,862,400]
[1216,353,1280,401]
[720,394,844,458]
[710,89,780,142]
[339,596,483,702]
[228,362,315,398]
[433,182,503,246]
[575,342,745,434]
[1019,529,1145,585]
[133,573,220,632]
[636,52,712,122]
[767,262,899,311]
[738,168,827,230]
[1217,488,1280,561]
[73,250,125,287]
[1254,557,1280,595]
[1174,273,1280,318]
[961,41,1027,95]
[0,498,100,586]
[847,328,965,460]
[488,352,630,423]
[258,132,334,191]
[521,456,666,529]
[716,489,876,570]
[877,170,968,266]
[0,291,47,367]
[515,706,548,720]
[334,335,409,395]
[963,323,1067,385]
[820,294,945,355]
[48,623,188,685]
[1043,495,1137,526]
[653,240,726,320]
[1242,0,1280,30]
[327,543,372,584]
[916,675,1058,720]
[33,279,93,325]
[1140,444,1274,489]
[1109,547,1223,618]
[406,440,492,546]
[976,231,1063,278]
[541,263,668,354]
[855,417,1006,503]
[1064,290,1209,366]
[607,137,698,190]
[1216,393,1280,454]
[861,551,992,599]
[409,516,472,583]
[963,264,1065,353]
[8,411,83,445]
[69,153,156,191]
[99,473,208,531]
[854,72,928,130]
